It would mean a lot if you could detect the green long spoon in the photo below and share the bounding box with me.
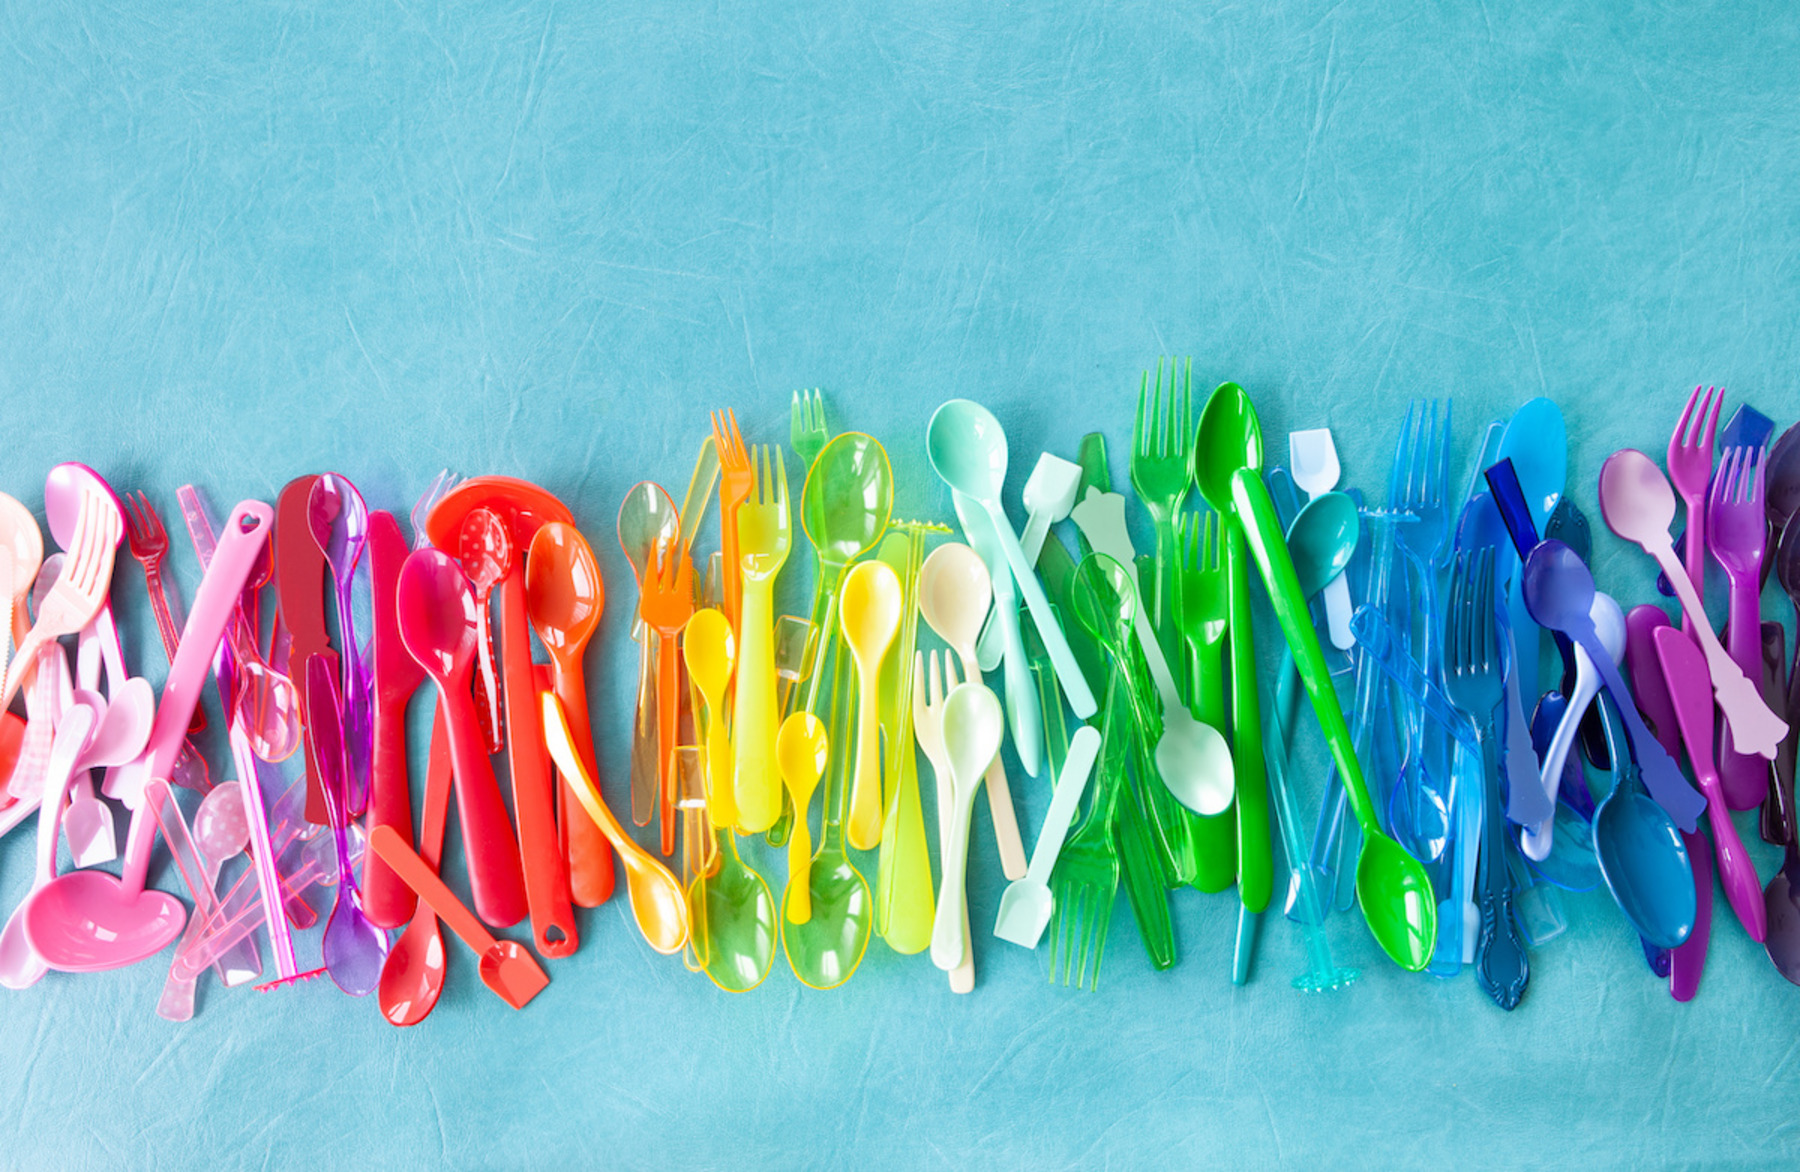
[1229,461,1437,971]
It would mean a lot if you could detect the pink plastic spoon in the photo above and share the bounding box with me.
[0,698,97,988]
[22,502,272,973]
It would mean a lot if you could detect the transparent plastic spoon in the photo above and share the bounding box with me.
[309,473,375,815]
[306,658,389,996]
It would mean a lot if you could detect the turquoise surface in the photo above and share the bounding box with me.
[3,2,1799,1167]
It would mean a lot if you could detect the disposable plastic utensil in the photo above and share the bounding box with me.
[993,726,1102,949]
[732,446,791,833]
[873,522,942,954]
[306,660,389,996]
[1520,595,1625,859]
[369,826,549,1010]
[796,431,893,714]
[64,675,153,866]
[640,538,694,856]
[977,452,1081,670]
[1619,606,1704,952]
[274,475,335,824]
[692,809,778,993]
[457,506,510,754]
[25,502,272,972]
[1229,466,1437,970]
[683,609,738,827]
[712,409,754,630]
[364,511,421,929]
[1763,623,1800,979]
[395,549,528,929]
[0,700,96,989]
[1522,541,1708,830]
[525,521,613,908]
[1653,627,1767,941]
[930,682,1004,971]
[1598,449,1786,756]
[925,400,1097,719]
[1494,398,1566,708]
[309,473,374,815]
[914,651,974,991]
[1666,385,1722,610]
[954,490,1042,780]
[782,646,873,989]
[1290,428,1354,649]
[776,712,828,923]
[543,693,689,954]
[156,781,254,1019]
[0,492,43,684]
[121,491,201,737]
[917,542,1027,878]
[1195,386,1275,923]
[1068,489,1235,817]
[379,707,453,1026]
[617,481,681,827]
[841,560,902,851]
[1708,446,1773,809]
[1,489,119,709]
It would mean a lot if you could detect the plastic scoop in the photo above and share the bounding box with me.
[926,400,1097,719]
[993,725,1101,948]
[369,825,548,1010]
[542,692,689,955]
[1598,448,1787,756]
[840,560,902,851]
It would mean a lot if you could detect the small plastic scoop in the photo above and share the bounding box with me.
[977,452,1081,670]
[369,825,548,1010]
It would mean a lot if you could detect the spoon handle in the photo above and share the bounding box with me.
[1016,726,1101,890]
[734,575,783,834]
[370,826,500,958]
[981,497,1097,720]
[440,669,529,929]
[1520,672,1600,861]
[930,786,981,971]
[629,636,658,827]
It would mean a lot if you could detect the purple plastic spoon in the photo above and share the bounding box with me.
[309,473,373,816]
[1521,542,1707,831]
[1653,627,1767,942]
[305,657,389,996]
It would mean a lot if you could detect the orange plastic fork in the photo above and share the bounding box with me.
[712,410,754,632]
[640,536,695,856]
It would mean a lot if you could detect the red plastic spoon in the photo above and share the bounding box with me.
[378,705,452,1026]
[395,549,528,930]
[370,825,548,1011]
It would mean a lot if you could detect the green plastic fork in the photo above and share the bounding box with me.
[1174,509,1238,894]
[1131,358,1195,687]
[1048,673,1128,990]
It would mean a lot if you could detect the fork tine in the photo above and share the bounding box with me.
[1157,356,1172,459]
[1479,548,1497,672]
[1134,369,1149,459]
[1746,445,1764,504]
[1710,445,1737,509]
[1434,398,1453,506]
[1674,384,1702,448]
[1700,386,1722,450]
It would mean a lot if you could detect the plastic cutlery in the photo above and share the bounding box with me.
[1520,595,1624,860]
[993,726,1101,949]
[457,506,510,754]
[369,826,549,1010]
[930,682,1004,971]
[952,490,1042,780]
[274,475,335,824]
[1653,627,1767,941]
[1598,448,1786,757]
[379,707,453,1026]
[0,699,97,989]
[306,659,390,996]
[1290,428,1354,649]
[977,452,1081,671]
[733,446,792,834]
[616,481,680,828]
[309,473,375,814]
[925,400,1097,719]
[840,560,901,851]
[1707,445,1774,808]
[364,511,421,928]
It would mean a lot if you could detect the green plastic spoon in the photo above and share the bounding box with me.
[1192,384,1272,920]
[1229,464,1438,971]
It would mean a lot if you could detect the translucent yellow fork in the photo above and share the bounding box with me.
[731,446,792,833]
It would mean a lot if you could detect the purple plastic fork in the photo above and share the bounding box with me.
[1708,445,1771,810]
[1666,385,1722,621]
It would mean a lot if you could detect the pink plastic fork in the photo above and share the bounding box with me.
[1666,384,1722,627]
[1707,445,1771,810]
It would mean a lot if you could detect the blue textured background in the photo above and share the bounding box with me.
[3,2,1799,1168]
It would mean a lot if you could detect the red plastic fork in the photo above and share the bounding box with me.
[1666,384,1722,631]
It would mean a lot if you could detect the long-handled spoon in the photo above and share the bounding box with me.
[526,522,614,908]
[542,693,688,954]
[617,482,680,827]
[925,401,1097,719]
[309,473,375,815]
[306,659,389,996]
[1598,449,1787,756]
[0,699,97,989]
[395,549,528,929]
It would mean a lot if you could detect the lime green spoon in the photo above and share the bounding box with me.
[1228,464,1438,971]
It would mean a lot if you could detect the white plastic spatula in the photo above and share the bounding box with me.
[977,453,1081,672]
[1289,429,1353,649]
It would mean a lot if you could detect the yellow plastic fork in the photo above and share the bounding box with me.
[731,446,792,833]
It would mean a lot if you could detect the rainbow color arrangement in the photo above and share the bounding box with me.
[1,375,1796,1021]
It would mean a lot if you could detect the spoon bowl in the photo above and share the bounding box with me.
[918,543,992,655]
[21,873,186,972]
[478,940,551,1008]
[691,829,778,993]
[526,522,604,656]
[1353,834,1438,970]
[397,554,480,678]
[924,401,1010,501]
[1287,493,1359,597]
[1193,382,1265,510]
[1765,422,1800,533]
[777,712,830,923]
[682,609,737,825]
[194,781,251,864]
[1598,449,1679,544]
[840,561,903,850]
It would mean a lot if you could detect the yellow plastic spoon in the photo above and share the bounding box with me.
[682,609,737,829]
[541,693,689,955]
[839,560,902,851]
[777,711,829,923]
